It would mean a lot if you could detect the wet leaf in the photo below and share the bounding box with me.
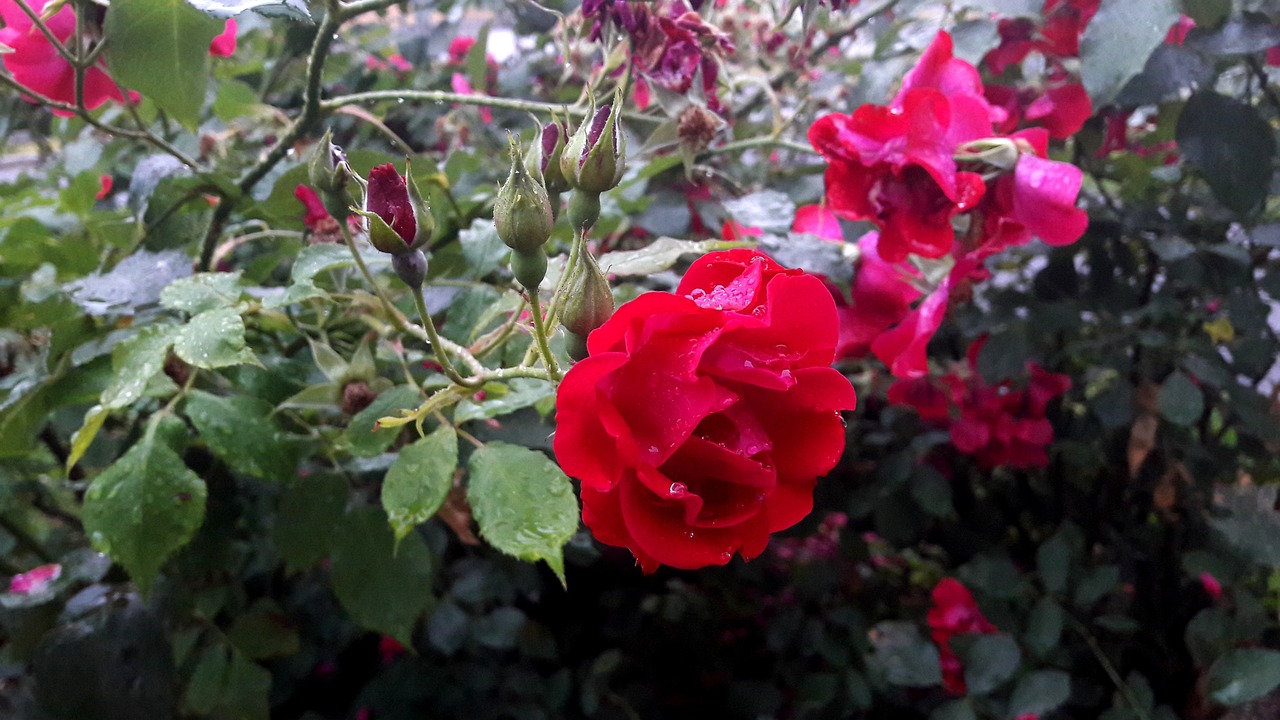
[382,424,458,542]
[174,308,258,369]
[330,506,434,644]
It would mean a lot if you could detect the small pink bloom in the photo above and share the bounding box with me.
[1200,572,1223,600]
[450,73,492,123]
[378,635,406,664]
[447,36,475,64]
[721,219,761,240]
[209,18,237,57]
[0,0,127,115]
[1009,152,1088,247]
[8,563,61,595]
[928,578,998,695]
[96,174,113,200]
[1165,15,1195,45]
[792,204,843,241]
[388,54,411,73]
[294,185,330,230]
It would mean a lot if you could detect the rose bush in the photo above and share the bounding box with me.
[555,249,856,571]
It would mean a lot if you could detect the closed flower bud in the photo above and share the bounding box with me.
[494,135,555,255]
[560,249,613,359]
[307,129,354,218]
[529,119,571,195]
[354,162,435,254]
[510,248,548,292]
[559,89,626,195]
[391,249,428,288]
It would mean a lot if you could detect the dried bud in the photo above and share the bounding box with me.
[391,249,428,288]
[163,352,191,387]
[494,135,555,255]
[559,88,626,195]
[677,104,723,154]
[354,162,435,254]
[559,248,613,359]
[529,119,571,195]
[341,380,376,415]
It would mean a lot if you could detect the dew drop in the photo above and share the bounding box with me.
[743,360,754,369]
[669,482,687,496]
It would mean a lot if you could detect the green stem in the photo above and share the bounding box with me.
[526,290,561,381]
[412,285,482,388]
[321,90,661,125]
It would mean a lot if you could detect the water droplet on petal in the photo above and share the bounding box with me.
[669,482,687,496]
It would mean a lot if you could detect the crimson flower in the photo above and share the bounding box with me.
[209,19,237,57]
[832,232,921,360]
[927,578,998,695]
[0,0,127,115]
[888,339,1071,469]
[554,249,855,572]
[294,184,331,230]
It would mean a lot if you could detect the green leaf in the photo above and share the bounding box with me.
[1024,597,1065,657]
[866,621,943,687]
[960,634,1021,695]
[1211,484,1280,566]
[597,238,752,277]
[1008,670,1071,717]
[329,506,434,644]
[345,385,421,458]
[67,404,108,472]
[976,326,1029,384]
[83,423,207,592]
[174,308,258,369]
[160,272,243,315]
[1074,564,1121,606]
[185,390,302,482]
[1175,90,1277,214]
[291,243,354,285]
[182,643,270,719]
[459,219,508,280]
[910,465,952,517]
[467,442,579,585]
[1079,0,1181,105]
[1206,648,1280,705]
[100,325,179,410]
[1037,528,1077,594]
[1158,371,1204,426]
[274,474,348,573]
[104,0,223,128]
[931,700,978,720]
[454,378,554,423]
[382,424,458,542]
[226,600,300,660]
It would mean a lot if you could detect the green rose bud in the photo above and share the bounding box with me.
[559,247,614,360]
[510,248,548,292]
[307,129,354,218]
[529,119,571,195]
[391,249,428,288]
[494,135,555,255]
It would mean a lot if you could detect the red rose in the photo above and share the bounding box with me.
[553,249,856,572]
[928,578,998,695]
[0,0,127,116]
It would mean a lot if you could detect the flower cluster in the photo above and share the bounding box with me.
[981,0,1096,139]
[888,339,1071,470]
[927,578,998,695]
[582,0,734,112]
[554,249,856,572]
[810,30,1087,378]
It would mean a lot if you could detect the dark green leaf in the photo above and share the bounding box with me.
[1080,0,1181,105]
[104,0,223,128]
[274,474,348,573]
[598,237,749,277]
[1187,14,1280,55]
[1211,484,1280,566]
[723,190,794,234]
[960,634,1021,695]
[1158,371,1204,426]
[1176,91,1276,214]
[1074,565,1121,607]
[867,621,943,687]
[185,390,302,482]
[345,386,421,458]
[83,424,207,591]
[1206,648,1280,705]
[931,700,978,720]
[329,506,434,644]
[976,326,1029,384]
[182,643,270,719]
[382,424,458,542]
[467,442,579,585]
[1024,598,1065,656]
[459,219,508,280]
[759,233,854,285]
[1009,670,1071,717]
[1185,607,1235,667]
[226,600,300,660]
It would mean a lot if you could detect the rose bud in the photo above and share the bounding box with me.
[559,249,614,361]
[353,162,435,255]
[528,119,571,195]
[559,88,626,196]
[391,249,428,288]
[494,134,555,256]
[307,129,354,217]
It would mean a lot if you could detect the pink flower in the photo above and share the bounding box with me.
[96,174,113,200]
[449,73,492,123]
[1200,572,1223,600]
[378,635,406,664]
[0,0,127,115]
[792,204,843,241]
[294,185,330,230]
[8,563,61,595]
[447,36,475,64]
[833,232,921,360]
[928,578,997,695]
[209,18,237,57]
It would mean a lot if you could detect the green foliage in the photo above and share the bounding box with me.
[329,506,435,645]
[382,423,458,542]
[467,443,579,585]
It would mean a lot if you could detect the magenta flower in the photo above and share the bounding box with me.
[8,563,61,595]
[209,18,237,57]
[0,0,127,115]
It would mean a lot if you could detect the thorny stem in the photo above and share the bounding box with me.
[321,89,661,125]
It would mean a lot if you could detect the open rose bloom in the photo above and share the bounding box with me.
[554,250,856,572]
